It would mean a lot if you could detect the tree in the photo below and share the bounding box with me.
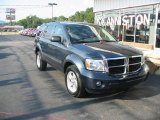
[68,8,94,23]
[84,8,94,23]
[17,15,42,28]
[18,19,28,28]
[56,16,68,21]
[17,7,94,28]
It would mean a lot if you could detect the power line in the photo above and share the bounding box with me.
[0,7,49,12]
[0,5,48,7]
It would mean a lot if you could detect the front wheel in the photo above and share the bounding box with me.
[36,52,47,71]
[65,65,86,98]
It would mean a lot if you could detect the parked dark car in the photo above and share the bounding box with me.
[34,22,149,98]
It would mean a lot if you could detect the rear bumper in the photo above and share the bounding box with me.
[80,64,149,93]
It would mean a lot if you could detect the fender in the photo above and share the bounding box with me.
[64,54,85,74]
[35,42,42,54]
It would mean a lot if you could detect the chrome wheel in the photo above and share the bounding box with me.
[36,52,47,71]
[67,71,78,93]
[36,54,41,68]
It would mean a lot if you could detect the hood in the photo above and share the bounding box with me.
[71,41,142,59]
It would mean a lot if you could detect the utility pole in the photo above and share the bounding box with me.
[6,8,15,26]
[10,12,12,26]
[48,3,57,19]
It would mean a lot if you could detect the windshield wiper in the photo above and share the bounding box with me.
[73,40,100,44]
[100,39,117,42]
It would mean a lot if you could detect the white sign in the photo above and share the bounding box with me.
[6,8,16,13]
[96,14,150,26]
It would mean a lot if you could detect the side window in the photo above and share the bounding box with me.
[47,25,55,34]
[44,24,55,39]
[37,24,46,37]
[40,24,46,31]
[54,25,63,36]
[42,26,48,38]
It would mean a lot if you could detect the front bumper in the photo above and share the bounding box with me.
[80,64,149,93]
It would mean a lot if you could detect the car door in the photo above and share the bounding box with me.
[38,25,48,57]
[47,24,68,70]
[39,24,55,63]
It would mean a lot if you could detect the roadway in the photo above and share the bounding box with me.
[0,35,160,120]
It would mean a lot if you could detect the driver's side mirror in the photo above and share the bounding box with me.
[50,36,61,42]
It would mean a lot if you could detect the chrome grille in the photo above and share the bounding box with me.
[129,64,141,72]
[106,56,142,75]
[129,57,141,64]
[109,66,125,74]
[128,56,142,73]
[108,58,125,66]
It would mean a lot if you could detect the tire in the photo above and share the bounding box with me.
[36,52,47,71]
[65,65,86,98]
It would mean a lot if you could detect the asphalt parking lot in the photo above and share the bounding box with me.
[0,35,160,120]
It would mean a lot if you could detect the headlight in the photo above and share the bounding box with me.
[141,55,145,65]
[85,59,106,72]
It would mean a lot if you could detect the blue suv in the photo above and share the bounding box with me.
[34,22,149,97]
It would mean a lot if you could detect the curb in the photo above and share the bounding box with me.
[0,32,19,35]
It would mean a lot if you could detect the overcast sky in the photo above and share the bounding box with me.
[0,0,93,22]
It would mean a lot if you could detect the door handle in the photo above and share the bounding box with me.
[48,44,52,47]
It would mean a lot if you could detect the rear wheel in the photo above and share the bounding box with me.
[65,65,86,98]
[36,52,47,71]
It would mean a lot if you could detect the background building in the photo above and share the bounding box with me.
[94,0,160,49]
[0,25,24,32]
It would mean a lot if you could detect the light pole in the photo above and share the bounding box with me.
[48,3,57,19]
[29,15,32,28]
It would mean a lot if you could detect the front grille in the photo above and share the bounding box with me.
[107,56,142,75]
[129,57,141,64]
[109,67,125,74]
[108,59,125,66]
[128,56,142,73]
[129,64,141,72]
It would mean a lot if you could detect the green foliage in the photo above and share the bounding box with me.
[69,8,94,23]
[42,18,54,23]
[17,7,94,28]
[85,8,94,23]
[56,16,68,21]
[17,16,43,28]
[18,19,28,28]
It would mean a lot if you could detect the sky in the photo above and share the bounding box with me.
[0,0,93,22]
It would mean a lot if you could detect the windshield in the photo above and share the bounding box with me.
[65,24,117,43]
